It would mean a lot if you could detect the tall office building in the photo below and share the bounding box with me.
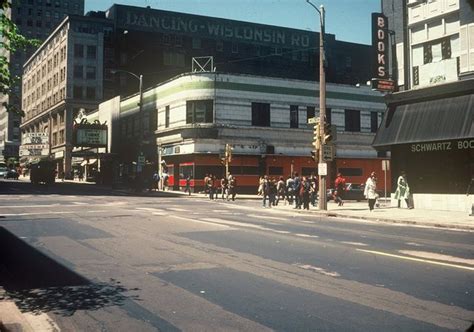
[0,0,84,161]
[374,0,474,212]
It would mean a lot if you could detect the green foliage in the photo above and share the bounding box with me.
[0,0,41,116]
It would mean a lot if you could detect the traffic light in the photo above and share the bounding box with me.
[324,123,336,143]
[311,150,318,163]
[312,118,321,151]
[225,144,233,163]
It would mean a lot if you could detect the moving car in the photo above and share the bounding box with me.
[30,159,56,184]
[4,169,19,180]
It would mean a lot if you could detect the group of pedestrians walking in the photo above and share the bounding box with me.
[259,173,318,209]
[203,173,237,201]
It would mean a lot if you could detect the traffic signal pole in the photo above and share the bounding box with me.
[307,2,327,211]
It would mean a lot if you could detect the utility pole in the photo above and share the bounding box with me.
[306,1,327,210]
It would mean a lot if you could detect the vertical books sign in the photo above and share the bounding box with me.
[371,13,394,92]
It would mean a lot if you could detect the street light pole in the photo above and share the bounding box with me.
[306,1,327,210]
[111,69,144,173]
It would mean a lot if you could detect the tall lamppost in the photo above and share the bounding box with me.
[306,0,327,210]
[111,69,144,173]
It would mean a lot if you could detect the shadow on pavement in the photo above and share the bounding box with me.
[0,227,139,316]
[0,179,180,198]
[1,281,139,317]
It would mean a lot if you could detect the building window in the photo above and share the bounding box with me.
[370,112,378,133]
[86,87,95,99]
[290,105,299,128]
[86,66,96,79]
[87,45,96,59]
[326,108,332,124]
[74,44,83,57]
[165,105,170,128]
[268,167,283,175]
[344,109,361,132]
[232,42,238,53]
[192,38,201,49]
[306,106,315,123]
[216,40,224,52]
[73,65,83,78]
[251,102,270,127]
[186,100,213,124]
[175,35,183,47]
[73,86,82,99]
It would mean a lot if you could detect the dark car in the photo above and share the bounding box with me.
[30,159,56,184]
[328,183,384,202]
[4,169,19,180]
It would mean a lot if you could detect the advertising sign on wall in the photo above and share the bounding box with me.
[371,13,394,92]
[73,120,108,148]
[20,132,50,157]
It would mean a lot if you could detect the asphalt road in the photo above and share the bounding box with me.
[0,179,473,331]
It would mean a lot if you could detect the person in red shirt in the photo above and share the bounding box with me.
[334,173,346,206]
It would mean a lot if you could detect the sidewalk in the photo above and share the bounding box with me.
[170,191,474,231]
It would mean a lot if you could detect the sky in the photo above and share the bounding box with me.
[85,0,381,45]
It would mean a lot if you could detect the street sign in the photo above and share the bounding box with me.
[382,159,390,171]
[318,163,327,176]
[322,145,334,161]
[308,117,319,124]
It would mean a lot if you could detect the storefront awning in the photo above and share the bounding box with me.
[373,93,474,148]
[80,159,97,166]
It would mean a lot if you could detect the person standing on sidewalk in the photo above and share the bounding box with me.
[227,174,237,201]
[301,176,311,210]
[293,173,302,209]
[394,171,412,209]
[220,176,228,200]
[334,173,346,206]
[275,176,286,206]
[286,175,294,205]
[262,175,270,207]
[364,172,378,211]
[184,174,192,195]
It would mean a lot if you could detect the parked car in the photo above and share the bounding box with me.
[0,165,7,178]
[4,169,19,180]
[328,183,382,202]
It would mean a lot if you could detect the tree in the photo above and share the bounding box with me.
[0,0,40,116]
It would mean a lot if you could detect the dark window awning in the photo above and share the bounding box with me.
[373,93,474,148]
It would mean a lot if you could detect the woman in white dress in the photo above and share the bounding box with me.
[364,171,378,211]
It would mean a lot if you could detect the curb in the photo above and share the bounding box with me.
[283,208,474,231]
[104,187,474,231]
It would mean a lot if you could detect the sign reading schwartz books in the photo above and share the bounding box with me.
[73,119,107,148]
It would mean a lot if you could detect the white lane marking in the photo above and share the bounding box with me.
[247,214,287,221]
[201,218,271,231]
[136,207,166,212]
[0,202,125,208]
[405,242,423,247]
[341,241,368,246]
[173,216,232,229]
[398,250,474,266]
[273,230,291,234]
[73,202,88,205]
[2,211,79,216]
[152,212,167,216]
[294,264,341,277]
[167,207,187,212]
[295,233,319,238]
[357,249,474,271]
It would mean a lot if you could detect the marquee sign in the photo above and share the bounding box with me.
[118,7,313,48]
[371,13,394,92]
[73,119,107,148]
[20,132,50,157]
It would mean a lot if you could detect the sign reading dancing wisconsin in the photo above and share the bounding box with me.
[73,119,107,147]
